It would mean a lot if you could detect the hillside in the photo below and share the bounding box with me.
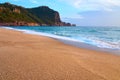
[0,2,75,26]
[27,6,61,25]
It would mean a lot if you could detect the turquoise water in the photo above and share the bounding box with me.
[3,26,120,50]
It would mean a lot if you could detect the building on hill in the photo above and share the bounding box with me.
[13,8,20,13]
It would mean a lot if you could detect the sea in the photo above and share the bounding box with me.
[2,26,120,54]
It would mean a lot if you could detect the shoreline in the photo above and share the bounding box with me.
[0,28,120,80]
[1,26,120,55]
[57,38,120,55]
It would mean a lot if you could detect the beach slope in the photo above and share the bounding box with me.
[0,28,120,80]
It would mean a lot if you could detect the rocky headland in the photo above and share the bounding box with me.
[0,2,76,26]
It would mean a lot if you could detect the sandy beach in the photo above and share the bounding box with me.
[0,28,120,80]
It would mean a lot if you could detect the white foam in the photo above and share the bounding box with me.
[24,30,81,42]
[1,26,15,30]
[1,27,120,50]
[1,27,81,42]
[72,36,120,50]
[87,38,120,49]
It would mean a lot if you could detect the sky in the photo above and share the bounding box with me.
[1,0,120,26]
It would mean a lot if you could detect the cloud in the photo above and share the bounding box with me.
[62,14,84,20]
[59,0,120,11]
[63,10,120,26]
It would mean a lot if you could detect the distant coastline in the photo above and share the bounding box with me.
[0,2,76,26]
[0,22,76,26]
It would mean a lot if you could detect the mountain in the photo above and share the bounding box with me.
[27,6,61,25]
[0,2,76,26]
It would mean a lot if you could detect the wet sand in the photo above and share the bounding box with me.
[0,28,120,80]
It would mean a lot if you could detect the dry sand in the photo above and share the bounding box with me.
[0,28,120,80]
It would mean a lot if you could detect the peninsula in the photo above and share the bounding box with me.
[0,2,76,26]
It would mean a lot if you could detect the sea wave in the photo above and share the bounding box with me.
[81,37,120,49]
[1,27,120,50]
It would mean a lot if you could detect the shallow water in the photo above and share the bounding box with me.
[2,26,120,51]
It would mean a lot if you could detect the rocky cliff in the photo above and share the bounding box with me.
[27,6,62,26]
[0,2,76,26]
